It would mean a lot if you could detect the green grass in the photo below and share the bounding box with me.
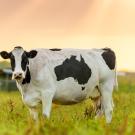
[0,76,135,135]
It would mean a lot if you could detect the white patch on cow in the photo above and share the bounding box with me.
[12,48,25,80]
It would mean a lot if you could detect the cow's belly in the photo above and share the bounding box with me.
[53,90,86,105]
[53,91,86,105]
[52,78,96,105]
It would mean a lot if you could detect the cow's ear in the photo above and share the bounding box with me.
[27,50,37,58]
[0,51,11,59]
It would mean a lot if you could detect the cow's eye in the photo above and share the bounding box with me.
[21,57,28,71]
[10,55,14,59]
[22,58,28,64]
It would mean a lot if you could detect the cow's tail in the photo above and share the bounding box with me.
[114,59,118,90]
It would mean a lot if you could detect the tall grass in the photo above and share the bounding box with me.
[0,76,135,135]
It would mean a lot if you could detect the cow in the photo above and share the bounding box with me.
[0,46,117,123]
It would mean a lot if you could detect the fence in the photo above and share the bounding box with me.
[0,78,17,91]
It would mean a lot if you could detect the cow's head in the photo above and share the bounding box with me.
[0,46,37,81]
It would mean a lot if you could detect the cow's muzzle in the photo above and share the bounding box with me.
[12,72,24,80]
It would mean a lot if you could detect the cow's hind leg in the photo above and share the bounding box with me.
[91,86,103,119]
[93,96,104,119]
[100,80,114,123]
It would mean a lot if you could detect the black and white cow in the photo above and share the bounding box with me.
[0,46,117,123]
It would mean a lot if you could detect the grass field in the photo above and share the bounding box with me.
[0,76,135,135]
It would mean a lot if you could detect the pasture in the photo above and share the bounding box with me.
[0,75,135,135]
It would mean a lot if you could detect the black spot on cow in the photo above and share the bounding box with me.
[21,52,29,71]
[22,67,31,84]
[82,87,85,91]
[10,53,15,71]
[21,50,37,72]
[102,48,116,70]
[50,48,62,51]
[54,55,91,85]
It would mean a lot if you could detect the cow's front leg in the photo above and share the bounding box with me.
[28,107,38,121]
[41,90,54,118]
[22,93,40,121]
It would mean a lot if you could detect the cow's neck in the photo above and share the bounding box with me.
[22,66,31,85]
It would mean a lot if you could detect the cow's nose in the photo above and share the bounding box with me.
[14,72,23,79]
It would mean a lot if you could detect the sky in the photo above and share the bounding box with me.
[0,0,135,71]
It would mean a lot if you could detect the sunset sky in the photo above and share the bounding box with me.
[0,0,135,71]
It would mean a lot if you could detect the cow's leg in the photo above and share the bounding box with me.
[41,90,54,118]
[99,80,114,123]
[22,94,39,121]
[94,96,104,119]
[112,98,114,108]
[28,107,38,121]
[91,87,103,119]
